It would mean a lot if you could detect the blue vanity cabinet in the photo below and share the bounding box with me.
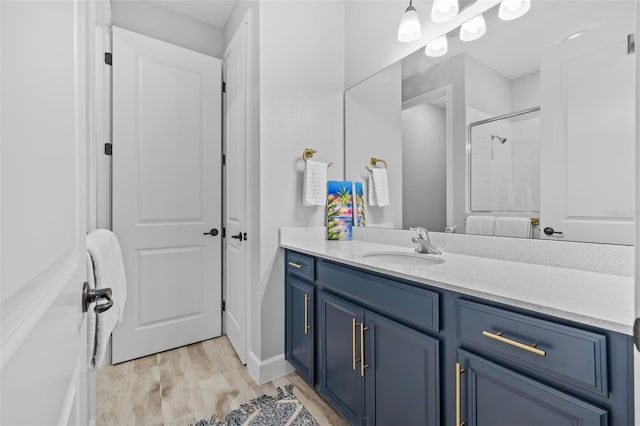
[285,252,316,384]
[317,290,365,425]
[456,349,608,426]
[315,259,441,425]
[317,289,441,426]
[364,310,440,426]
[283,250,634,425]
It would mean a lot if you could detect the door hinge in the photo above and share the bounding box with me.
[104,143,112,156]
[222,154,226,166]
[634,318,640,351]
[222,300,226,312]
[222,227,226,238]
[222,81,226,93]
[105,52,112,65]
[627,34,635,55]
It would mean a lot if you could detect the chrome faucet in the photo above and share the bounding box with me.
[410,227,441,255]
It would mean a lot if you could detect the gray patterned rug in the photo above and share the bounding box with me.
[190,385,319,426]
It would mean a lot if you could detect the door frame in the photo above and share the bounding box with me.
[402,84,453,226]
[222,9,253,364]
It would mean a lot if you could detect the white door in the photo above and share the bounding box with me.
[112,27,222,363]
[1,0,91,424]
[223,17,249,364]
[540,19,635,245]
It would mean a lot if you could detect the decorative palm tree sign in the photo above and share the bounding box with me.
[327,181,353,241]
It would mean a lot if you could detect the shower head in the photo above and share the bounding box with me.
[491,134,507,144]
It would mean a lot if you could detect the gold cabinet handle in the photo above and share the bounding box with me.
[456,362,465,426]
[304,294,311,334]
[352,318,360,370]
[482,330,546,357]
[360,322,369,377]
[288,261,303,269]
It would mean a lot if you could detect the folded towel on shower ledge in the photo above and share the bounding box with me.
[465,215,495,236]
[303,159,328,206]
[494,216,532,238]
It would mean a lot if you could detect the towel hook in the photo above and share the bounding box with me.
[302,148,333,167]
[365,157,388,172]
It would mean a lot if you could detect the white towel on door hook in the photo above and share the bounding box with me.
[87,229,127,370]
[465,215,495,236]
[303,159,327,206]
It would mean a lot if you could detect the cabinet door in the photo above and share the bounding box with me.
[457,350,608,426]
[364,311,440,426]
[318,290,365,425]
[285,277,314,383]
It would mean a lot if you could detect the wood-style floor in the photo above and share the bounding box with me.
[97,336,348,426]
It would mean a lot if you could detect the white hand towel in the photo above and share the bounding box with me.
[303,159,328,206]
[371,168,390,207]
[494,217,532,238]
[87,229,127,369]
[465,215,495,236]
[368,173,377,206]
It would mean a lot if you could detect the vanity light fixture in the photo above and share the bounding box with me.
[425,35,448,57]
[498,0,531,21]
[431,0,459,23]
[398,0,422,42]
[460,13,486,41]
[567,31,585,40]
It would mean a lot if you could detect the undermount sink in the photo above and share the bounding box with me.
[360,251,445,267]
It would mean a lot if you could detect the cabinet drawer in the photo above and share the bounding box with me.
[286,251,315,281]
[317,260,439,333]
[457,299,608,396]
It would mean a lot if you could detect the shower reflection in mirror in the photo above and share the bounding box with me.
[468,107,540,213]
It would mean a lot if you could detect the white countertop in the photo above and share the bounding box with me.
[280,228,635,335]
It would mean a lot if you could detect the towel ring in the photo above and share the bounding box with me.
[302,148,333,167]
[366,157,388,172]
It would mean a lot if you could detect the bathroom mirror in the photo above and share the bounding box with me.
[344,0,635,245]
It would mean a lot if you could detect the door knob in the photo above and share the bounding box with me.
[82,281,114,314]
[203,228,219,236]
[543,227,563,236]
[231,232,244,241]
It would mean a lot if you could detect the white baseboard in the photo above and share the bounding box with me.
[247,351,295,385]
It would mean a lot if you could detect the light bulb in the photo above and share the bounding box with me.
[460,14,486,41]
[498,0,531,21]
[431,0,459,23]
[398,4,422,42]
[425,35,448,57]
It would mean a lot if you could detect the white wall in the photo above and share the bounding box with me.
[111,1,223,57]
[511,70,540,111]
[404,54,466,231]
[402,102,446,231]
[465,55,511,117]
[256,0,345,375]
[345,62,403,228]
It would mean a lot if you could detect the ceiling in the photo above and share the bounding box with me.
[111,0,237,28]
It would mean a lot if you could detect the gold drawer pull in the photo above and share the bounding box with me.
[288,261,303,269]
[455,362,465,426]
[352,318,360,370]
[304,294,311,334]
[360,323,369,377]
[482,330,546,357]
